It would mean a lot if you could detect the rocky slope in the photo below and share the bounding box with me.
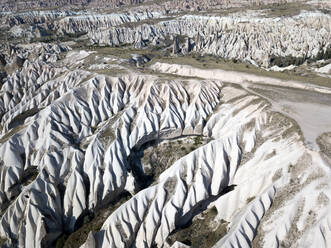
[86,12,330,67]
[0,0,147,12]
[0,0,313,12]
[3,7,330,67]
[0,44,330,247]
[0,1,331,248]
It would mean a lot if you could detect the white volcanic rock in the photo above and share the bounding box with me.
[76,73,331,248]
[213,185,276,248]
[0,1,331,247]
[0,10,79,27]
[0,37,330,247]
[3,8,329,67]
[3,9,165,43]
[0,0,310,13]
[0,66,226,246]
[250,150,331,248]
[88,12,331,67]
[0,57,330,247]
[82,136,241,248]
[269,65,296,72]
[315,63,331,74]
[0,10,330,246]
[54,10,164,34]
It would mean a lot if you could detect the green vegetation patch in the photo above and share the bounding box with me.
[0,124,26,144]
[129,136,212,191]
[167,207,229,248]
[0,236,7,246]
[8,108,41,130]
[21,166,38,186]
[269,47,331,68]
[55,192,131,248]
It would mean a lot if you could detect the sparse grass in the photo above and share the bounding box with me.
[88,68,128,76]
[97,112,122,148]
[155,54,331,89]
[0,236,7,246]
[269,47,331,68]
[68,37,331,90]
[272,168,283,182]
[87,45,165,62]
[142,139,193,181]
[210,206,218,215]
[251,153,312,247]
[167,207,228,248]
[129,136,211,190]
[98,127,115,149]
[55,192,131,248]
[258,2,311,17]
[193,136,202,146]
[21,166,38,186]
[316,132,331,158]
[246,196,256,204]
[8,108,41,130]
[31,31,87,44]
[240,131,265,165]
[0,124,26,144]
[99,127,115,140]
[265,149,277,160]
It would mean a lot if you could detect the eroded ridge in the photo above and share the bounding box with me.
[0,1,331,247]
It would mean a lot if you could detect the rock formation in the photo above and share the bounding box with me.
[0,1,331,248]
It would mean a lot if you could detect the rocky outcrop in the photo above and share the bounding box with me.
[82,136,242,248]
[87,12,331,67]
[53,10,164,35]
[1,10,78,27]
[0,1,331,248]
[172,36,180,55]
[0,0,314,13]
[3,10,165,41]
[0,43,69,121]
[0,48,330,247]
[2,6,330,68]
